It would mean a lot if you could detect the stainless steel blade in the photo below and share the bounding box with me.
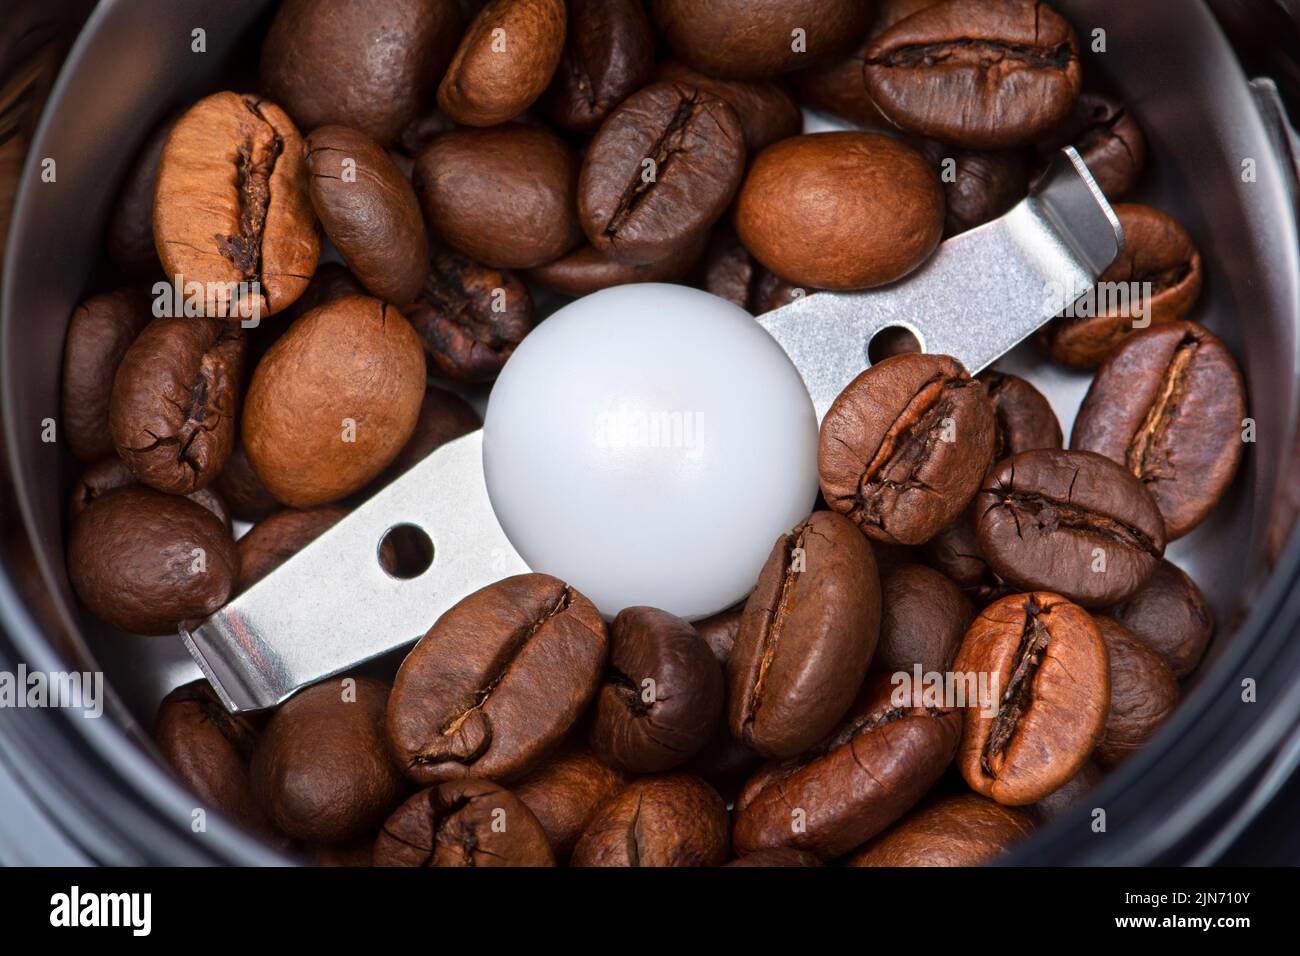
[184,147,1121,712]
[757,146,1123,419]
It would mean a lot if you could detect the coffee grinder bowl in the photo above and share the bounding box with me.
[2,0,1299,864]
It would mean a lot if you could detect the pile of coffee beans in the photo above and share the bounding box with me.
[61,0,1244,865]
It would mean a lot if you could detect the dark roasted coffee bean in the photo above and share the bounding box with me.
[923,513,990,591]
[820,354,996,545]
[978,369,1062,460]
[1040,205,1203,368]
[374,385,481,485]
[570,773,728,866]
[699,227,815,314]
[589,606,723,773]
[106,119,174,276]
[975,450,1166,606]
[279,262,369,325]
[404,248,536,382]
[68,486,236,635]
[374,779,554,866]
[734,673,961,859]
[1094,616,1178,768]
[650,0,872,79]
[155,680,275,838]
[864,0,1081,148]
[1029,759,1103,823]
[736,132,944,290]
[395,109,458,160]
[70,456,229,528]
[61,289,150,462]
[845,794,1034,866]
[306,125,427,304]
[215,441,280,522]
[261,0,462,145]
[1038,91,1147,200]
[728,511,881,759]
[252,677,407,843]
[439,0,567,126]
[876,563,973,674]
[1108,559,1213,679]
[513,743,626,860]
[154,92,319,318]
[109,317,245,494]
[579,81,745,267]
[954,592,1109,804]
[725,848,823,867]
[527,236,706,297]
[387,573,608,784]
[1071,322,1244,539]
[416,124,582,269]
[542,0,654,132]
[655,62,803,153]
[243,296,426,507]
[237,507,348,592]
[918,141,1030,236]
[694,607,742,668]
[681,607,761,795]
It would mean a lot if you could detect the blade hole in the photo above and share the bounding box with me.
[866,325,923,365]
[378,524,434,579]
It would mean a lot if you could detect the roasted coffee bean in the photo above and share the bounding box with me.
[252,677,407,843]
[790,0,938,128]
[954,592,1110,804]
[513,744,626,859]
[655,62,803,153]
[918,141,1030,236]
[1038,91,1147,200]
[876,563,973,674]
[305,125,427,304]
[725,848,823,867]
[68,486,236,635]
[109,317,245,495]
[1094,615,1178,768]
[404,248,536,381]
[387,573,608,784]
[415,124,582,269]
[1040,205,1203,368]
[1108,559,1213,679]
[650,0,872,79]
[819,354,996,545]
[570,774,729,867]
[527,237,705,296]
[589,606,723,773]
[978,369,1062,460]
[154,92,319,318]
[922,513,990,591]
[106,119,174,275]
[70,456,229,528]
[734,673,961,860]
[61,289,150,462]
[699,227,814,314]
[302,837,376,867]
[845,793,1034,866]
[155,680,275,838]
[975,450,1166,606]
[578,81,745,267]
[375,385,481,485]
[395,109,458,160]
[695,607,742,668]
[215,441,280,522]
[1029,759,1103,823]
[681,607,761,795]
[736,132,944,289]
[260,0,462,145]
[374,779,555,866]
[237,507,348,592]
[439,0,567,126]
[279,262,368,325]
[1071,322,1244,539]
[242,295,426,507]
[542,0,654,133]
[864,0,1081,149]
[728,511,881,759]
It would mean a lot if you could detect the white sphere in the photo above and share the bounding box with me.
[483,283,819,621]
